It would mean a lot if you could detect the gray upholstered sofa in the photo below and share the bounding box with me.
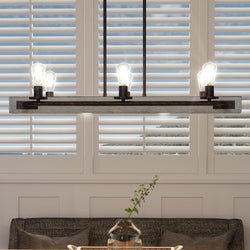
[9,218,244,249]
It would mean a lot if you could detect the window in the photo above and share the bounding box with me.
[0,0,83,172]
[208,0,250,173]
[94,0,199,174]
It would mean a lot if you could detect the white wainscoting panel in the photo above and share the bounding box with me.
[89,197,129,217]
[18,196,60,218]
[161,197,204,218]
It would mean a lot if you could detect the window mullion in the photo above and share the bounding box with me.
[190,0,210,174]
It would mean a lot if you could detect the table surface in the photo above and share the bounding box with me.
[67,246,183,250]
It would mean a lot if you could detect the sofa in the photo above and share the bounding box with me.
[9,217,244,249]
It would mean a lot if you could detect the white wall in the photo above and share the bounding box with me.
[0,182,249,249]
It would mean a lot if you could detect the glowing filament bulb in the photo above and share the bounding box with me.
[44,71,56,92]
[116,62,133,90]
[31,62,46,86]
[197,62,217,91]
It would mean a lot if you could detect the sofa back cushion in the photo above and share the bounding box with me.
[8,218,244,250]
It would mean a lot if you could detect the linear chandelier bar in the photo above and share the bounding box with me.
[10,96,241,114]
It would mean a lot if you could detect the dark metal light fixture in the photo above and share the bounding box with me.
[9,0,241,114]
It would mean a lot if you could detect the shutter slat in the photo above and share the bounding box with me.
[0,9,29,15]
[215,45,250,51]
[101,36,189,42]
[215,146,250,153]
[32,128,76,134]
[99,63,189,70]
[0,138,30,143]
[98,45,189,52]
[0,128,30,134]
[215,137,250,143]
[216,7,250,13]
[33,46,76,52]
[33,55,76,61]
[99,146,143,153]
[32,18,76,24]
[0,118,29,125]
[145,146,189,153]
[215,54,250,60]
[0,146,30,152]
[0,18,29,24]
[99,137,143,144]
[104,91,189,96]
[100,82,189,89]
[216,82,250,88]
[32,36,76,43]
[215,128,250,135]
[99,73,189,80]
[32,119,76,125]
[216,0,250,3]
[32,0,76,4]
[99,128,143,135]
[99,8,190,14]
[215,118,250,125]
[100,0,189,4]
[146,128,189,135]
[99,27,189,33]
[0,0,29,5]
[0,46,29,52]
[0,28,29,34]
[215,35,250,42]
[145,137,189,143]
[98,17,189,24]
[99,54,189,61]
[32,9,76,15]
[32,145,76,152]
[215,26,250,32]
[218,64,250,70]
[215,17,250,23]
[33,27,76,34]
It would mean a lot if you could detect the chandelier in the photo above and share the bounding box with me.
[9,0,241,114]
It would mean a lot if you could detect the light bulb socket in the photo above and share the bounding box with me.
[200,85,218,101]
[46,91,54,97]
[114,86,133,102]
[29,86,47,101]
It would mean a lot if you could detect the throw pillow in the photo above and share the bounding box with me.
[160,229,235,250]
[17,227,89,249]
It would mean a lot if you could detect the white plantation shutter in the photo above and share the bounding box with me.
[209,0,250,172]
[95,0,198,173]
[31,0,77,156]
[99,115,190,155]
[0,0,83,171]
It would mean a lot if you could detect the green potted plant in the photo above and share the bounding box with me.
[108,175,159,248]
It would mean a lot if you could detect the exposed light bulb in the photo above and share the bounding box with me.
[117,62,133,89]
[44,71,56,92]
[31,62,46,86]
[197,62,217,91]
